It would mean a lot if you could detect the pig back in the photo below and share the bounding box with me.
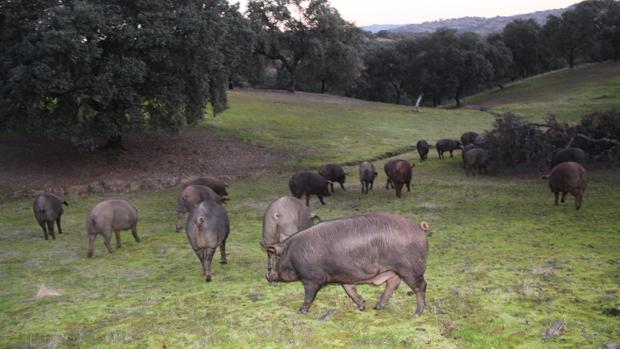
[90,200,137,231]
[186,201,229,249]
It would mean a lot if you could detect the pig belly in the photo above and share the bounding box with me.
[360,271,398,286]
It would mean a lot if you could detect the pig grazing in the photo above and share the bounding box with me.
[460,131,479,146]
[547,161,587,210]
[86,200,140,258]
[436,139,462,159]
[183,177,229,197]
[461,143,478,168]
[185,201,230,282]
[33,194,68,240]
[265,213,432,316]
[359,161,378,194]
[176,185,223,232]
[319,164,346,192]
[416,140,430,161]
[464,148,488,176]
[386,159,413,198]
[261,196,317,273]
[289,171,330,207]
[548,147,587,169]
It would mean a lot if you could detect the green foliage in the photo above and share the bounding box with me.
[0,0,240,150]
[502,19,544,78]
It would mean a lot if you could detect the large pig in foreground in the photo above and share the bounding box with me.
[183,177,229,197]
[359,161,378,194]
[319,164,346,192]
[186,201,230,282]
[176,185,223,232]
[33,193,68,240]
[86,200,140,257]
[546,161,587,210]
[261,196,318,273]
[289,171,331,206]
[265,213,432,315]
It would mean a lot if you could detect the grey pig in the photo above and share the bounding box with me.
[86,199,140,257]
[176,185,223,232]
[33,193,68,240]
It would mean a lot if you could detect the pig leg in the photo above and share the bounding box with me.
[40,221,48,240]
[204,247,217,282]
[103,232,114,254]
[369,180,374,190]
[561,192,567,203]
[175,212,184,233]
[330,182,334,193]
[219,240,228,264]
[395,183,403,198]
[553,191,560,205]
[115,230,122,248]
[402,274,427,316]
[449,150,453,158]
[56,216,63,234]
[374,275,401,310]
[47,221,56,240]
[304,193,310,207]
[317,194,326,205]
[131,225,141,243]
[406,181,411,192]
[342,284,365,310]
[87,234,96,258]
[299,281,321,314]
[385,179,390,190]
[339,182,346,191]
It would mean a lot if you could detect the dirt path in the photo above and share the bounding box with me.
[0,127,283,201]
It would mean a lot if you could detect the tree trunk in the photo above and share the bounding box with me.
[320,79,326,94]
[228,76,234,90]
[413,94,423,112]
[287,76,296,93]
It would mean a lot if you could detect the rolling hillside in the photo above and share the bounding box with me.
[464,61,620,121]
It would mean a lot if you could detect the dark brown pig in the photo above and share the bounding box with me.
[261,196,318,273]
[436,139,462,159]
[183,177,229,197]
[386,160,413,198]
[319,164,346,192]
[546,161,587,210]
[464,148,488,176]
[384,159,398,189]
[265,213,432,316]
[548,147,587,169]
[460,131,479,146]
[185,201,230,282]
[416,140,430,161]
[359,161,378,194]
[289,171,331,207]
[33,193,68,240]
[86,200,140,257]
[176,185,223,232]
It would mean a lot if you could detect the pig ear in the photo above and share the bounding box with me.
[197,216,205,226]
[273,212,281,220]
[310,213,321,223]
[420,221,432,232]
[267,243,285,256]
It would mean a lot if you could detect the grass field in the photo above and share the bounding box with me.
[464,61,620,122]
[1,79,619,348]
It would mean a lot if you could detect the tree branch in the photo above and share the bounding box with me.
[576,133,620,146]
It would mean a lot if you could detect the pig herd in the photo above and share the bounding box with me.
[29,131,590,315]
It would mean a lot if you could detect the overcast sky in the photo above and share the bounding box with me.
[229,0,579,26]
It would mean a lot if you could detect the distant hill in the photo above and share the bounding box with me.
[362,6,571,36]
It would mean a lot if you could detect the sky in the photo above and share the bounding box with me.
[228,0,580,26]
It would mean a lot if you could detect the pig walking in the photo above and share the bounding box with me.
[86,200,140,257]
[176,185,223,232]
[359,161,377,194]
[33,193,68,240]
[266,213,432,316]
[186,201,230,282]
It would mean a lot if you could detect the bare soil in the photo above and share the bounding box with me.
[0,126,284,201]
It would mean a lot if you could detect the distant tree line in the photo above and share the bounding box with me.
[1,0,618,149]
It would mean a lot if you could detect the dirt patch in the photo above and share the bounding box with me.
[0,126,284,201]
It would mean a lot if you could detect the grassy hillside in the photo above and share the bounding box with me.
[465,62,620,122]
[1,91,619,348]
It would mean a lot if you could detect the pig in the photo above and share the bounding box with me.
[185,201,230,282]
[289,171,331,207]
[416,140,430,161]
[546,161,587,210]
[464,148,489,176]
[548,147,587,169]
[261,196,319,273]
[318,164,346,192]
[386,159,413,198]
[461,143,478,168]
[265,213,432,316]
[383,159,398,189]
[460,131,479,146]
[474,135,486,148]
[86,199,140,258]
[32,193,68,240]
[176,185,223,232]
[359,161,378,194]
[183,177,229,197]
[436,139,462,159]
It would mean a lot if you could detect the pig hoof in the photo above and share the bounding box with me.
[220,261,228,264]
[205,276,212,282]
[357,305,366,311]
[373,304,384,310]
[298,307,309,314]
